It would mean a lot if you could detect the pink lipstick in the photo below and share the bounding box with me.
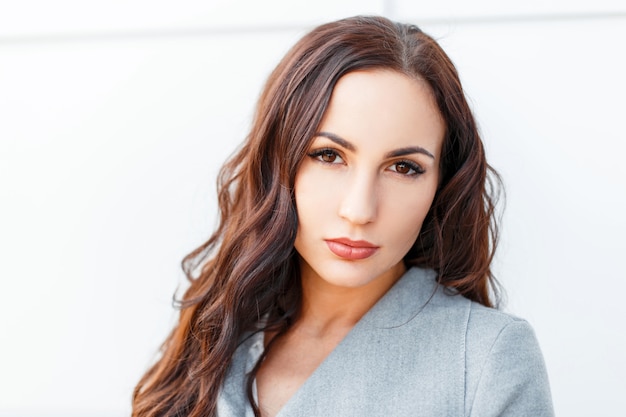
[325,238,379,260]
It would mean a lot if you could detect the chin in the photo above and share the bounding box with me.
[307,259,403,290]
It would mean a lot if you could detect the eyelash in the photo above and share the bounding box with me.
[308,148,344,164]
[390,160,425,176]
[307,148,425,177]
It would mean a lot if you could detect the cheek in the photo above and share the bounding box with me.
[382,185,437,243]
[294,169,332,235]
[294,166,341,217]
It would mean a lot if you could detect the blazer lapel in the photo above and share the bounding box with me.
[276,267,469,417]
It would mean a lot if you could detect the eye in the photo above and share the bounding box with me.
[308,148,344,164]
[388,160,424,176]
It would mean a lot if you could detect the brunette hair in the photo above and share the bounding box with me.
[133,15,502,417]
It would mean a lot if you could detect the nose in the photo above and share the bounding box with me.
[338,171,378,225]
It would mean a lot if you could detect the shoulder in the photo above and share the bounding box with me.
[418,276,548,378]
[411,268,543,358]
[463,302,545,385]
[465,301,537,359]
[462,302,554,417]
[401,268,554,416]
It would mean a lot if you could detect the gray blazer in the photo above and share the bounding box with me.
[218,267,554,416]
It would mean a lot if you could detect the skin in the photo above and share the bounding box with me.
[256,69,445,417]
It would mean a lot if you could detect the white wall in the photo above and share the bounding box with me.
[1,1,624,416]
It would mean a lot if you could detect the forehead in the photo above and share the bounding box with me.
[317,70,445,156]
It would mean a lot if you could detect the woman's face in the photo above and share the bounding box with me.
[294,69,445,289]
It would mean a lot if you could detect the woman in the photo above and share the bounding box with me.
[133,16,554,417]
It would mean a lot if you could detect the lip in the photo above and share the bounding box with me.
[325,238,379,260]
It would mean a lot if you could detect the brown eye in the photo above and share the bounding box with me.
[321,150,337,163]
[394,162,410,174]
[389,161,423,176]
[307,148,345,164]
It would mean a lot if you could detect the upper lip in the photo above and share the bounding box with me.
[326,237,379,248]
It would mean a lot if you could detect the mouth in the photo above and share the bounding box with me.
[325,238,379,260]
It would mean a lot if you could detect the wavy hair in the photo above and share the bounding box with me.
[133,15,502,417]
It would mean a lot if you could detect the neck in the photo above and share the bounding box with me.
[295,261,406,338]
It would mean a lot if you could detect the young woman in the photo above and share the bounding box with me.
[133,16,554,417]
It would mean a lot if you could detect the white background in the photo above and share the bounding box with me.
[1,1,625,416]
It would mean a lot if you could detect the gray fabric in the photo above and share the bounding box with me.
[217,267,554,416]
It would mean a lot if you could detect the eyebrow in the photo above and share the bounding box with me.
[316,131,435,160]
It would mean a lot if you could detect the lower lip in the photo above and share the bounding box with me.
[325,241,379,260]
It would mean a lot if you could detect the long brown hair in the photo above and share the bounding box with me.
[133,15,502,417]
